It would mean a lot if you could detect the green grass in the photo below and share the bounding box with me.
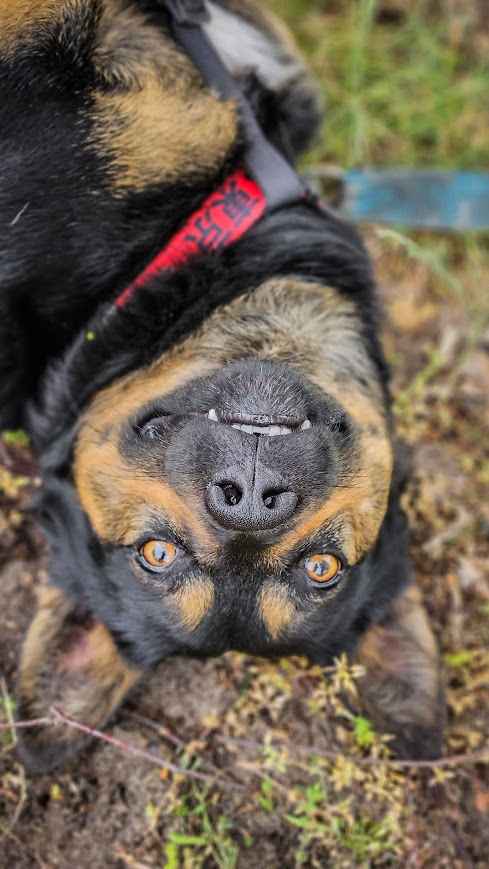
[163,786,240,869]
[270,0,489,170]
[267,0,489,344]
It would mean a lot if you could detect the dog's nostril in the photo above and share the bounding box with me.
[221,482,242,507]
[263,490,288,510]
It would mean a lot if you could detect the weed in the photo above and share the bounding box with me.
[1,430,30,449]
[163,786,239,869]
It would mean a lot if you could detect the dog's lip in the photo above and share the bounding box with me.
[134,408,312,438]
[208,408,311,436]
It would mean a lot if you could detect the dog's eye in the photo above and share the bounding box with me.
[305,554,342,586]
[139,540,178,571]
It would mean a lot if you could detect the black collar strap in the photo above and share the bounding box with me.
[163,0,309,211]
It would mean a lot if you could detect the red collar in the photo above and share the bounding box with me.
[115,169,267,310]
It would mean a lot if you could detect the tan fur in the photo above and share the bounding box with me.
[76,348,214,432]
[259,582,298,640]
[18,585,141,731]
[18,585,73,702]
[93,72,237,192]
[267,464,390,567]
[0,0,62,44]
[1,0,237,191]
[75,437,218,555]
[91,1,237,191]
[171,578,215,631]
[74,350,219,550]
[187,280,382,396]
[356,584,441,730]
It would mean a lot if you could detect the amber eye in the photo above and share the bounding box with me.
[305,554,342,585]
[139,540,178,571]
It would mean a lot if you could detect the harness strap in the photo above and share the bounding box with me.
[115,169,266,308]
[164,0,307,211]
[113,0,314,309]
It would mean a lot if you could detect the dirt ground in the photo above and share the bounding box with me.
[1,231,488,868]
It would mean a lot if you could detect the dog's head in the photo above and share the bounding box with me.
[34,279,395,669]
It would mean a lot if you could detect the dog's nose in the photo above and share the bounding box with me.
[206,465,298,531]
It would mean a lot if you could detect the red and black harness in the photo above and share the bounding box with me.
[115,0,318,311]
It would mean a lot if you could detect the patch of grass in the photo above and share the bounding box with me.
[353,715,376,749]
[270,0,489,329]
[270,0,489,171]
[163,786,240,869]
[1,430,30,449]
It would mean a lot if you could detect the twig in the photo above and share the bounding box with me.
[3,707,486,787]
[216,735,489,770]
[1,707,243,791]
[0,718,52,731]
[50,707,244,792]
[126,712,188,750]
[126,711,230,783]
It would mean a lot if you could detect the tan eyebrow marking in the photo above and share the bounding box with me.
[259,582,299,640]
[171,578,215,632]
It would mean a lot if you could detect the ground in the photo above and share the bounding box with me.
[1,1,488,867]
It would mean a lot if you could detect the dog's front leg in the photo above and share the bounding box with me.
[354,583,445,759]
[16,584,143,773]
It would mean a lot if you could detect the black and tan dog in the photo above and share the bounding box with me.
[0,0,444,771]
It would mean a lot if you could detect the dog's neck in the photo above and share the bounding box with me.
[31,203,376,471]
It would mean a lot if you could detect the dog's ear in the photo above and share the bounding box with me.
[16,585,142,774]
[201,1,322,158]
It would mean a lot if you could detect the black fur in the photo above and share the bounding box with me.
[1,0,442,766]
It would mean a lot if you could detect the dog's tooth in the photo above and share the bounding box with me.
[232,423,254,433]
[229,423,295,436]
[208,409,219,422]
[301,419,312,431]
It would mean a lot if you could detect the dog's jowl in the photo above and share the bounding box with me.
[0,0,444,771]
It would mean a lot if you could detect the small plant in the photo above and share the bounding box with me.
[1,429,30,449]
[163,786,239,869]
[353,715,375,749]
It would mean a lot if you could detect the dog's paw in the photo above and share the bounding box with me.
[355,583,445,761]
[16,585,142,774]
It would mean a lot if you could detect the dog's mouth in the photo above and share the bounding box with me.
[207,409,311,436]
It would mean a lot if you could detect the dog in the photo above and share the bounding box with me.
[0,0,444,772]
